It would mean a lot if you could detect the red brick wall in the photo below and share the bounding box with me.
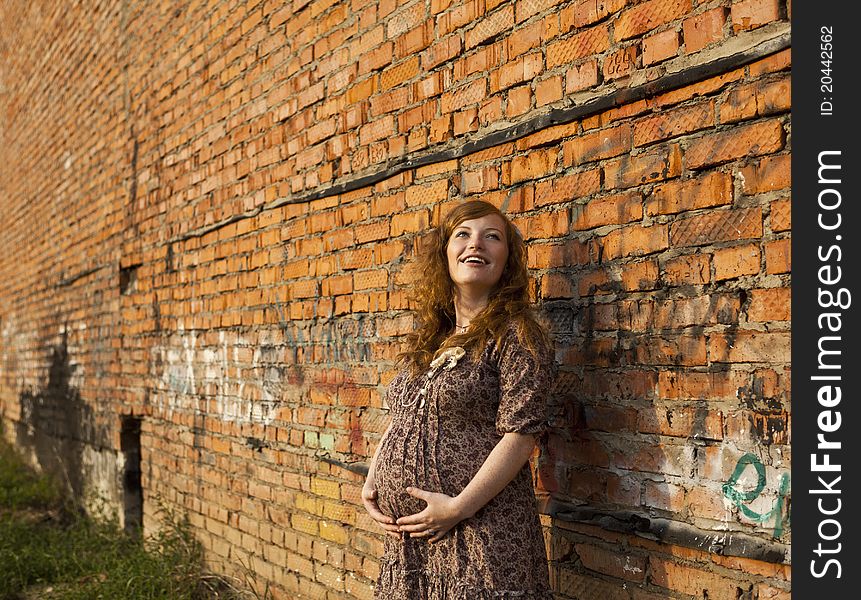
[0,1,791,598]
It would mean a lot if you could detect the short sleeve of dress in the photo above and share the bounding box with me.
[495,325,556,436]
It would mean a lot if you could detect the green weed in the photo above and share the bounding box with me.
[0,432,256,600]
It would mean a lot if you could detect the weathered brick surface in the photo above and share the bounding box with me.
[0,1,791,598]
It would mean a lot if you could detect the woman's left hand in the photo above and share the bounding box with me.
[395,487,465,543]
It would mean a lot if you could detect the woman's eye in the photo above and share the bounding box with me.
[487,233,500,240]
[455,231,468,237]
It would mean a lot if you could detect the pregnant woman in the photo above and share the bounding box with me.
[362,200,556,599]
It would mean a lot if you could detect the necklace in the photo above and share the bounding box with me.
[455,323,469,332]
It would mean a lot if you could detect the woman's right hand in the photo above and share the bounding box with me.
[361,481,401,538]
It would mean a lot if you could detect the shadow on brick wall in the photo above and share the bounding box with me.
[16,327,109,500]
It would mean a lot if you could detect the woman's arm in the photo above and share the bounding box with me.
[361,420,401,538]
[395,431,537,543]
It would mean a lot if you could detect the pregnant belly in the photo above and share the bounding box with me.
[372,434,431,519]
[372,427,495,520]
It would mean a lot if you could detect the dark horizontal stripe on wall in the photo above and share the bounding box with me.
[169,27,791,246]
[543,498,790,565]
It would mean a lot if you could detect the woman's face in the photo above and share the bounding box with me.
[446,213,509,297]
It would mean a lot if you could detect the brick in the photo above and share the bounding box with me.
[643,480,687,512]
[453,107,480,134]
[658,370,749,401]
[755,585,791,600]
[440,78,488,113]
[535,76,563,107]
[653,68,744,108]
[512,209,570,240]
[563,124,632,166]
[648,171,732,215]
[453,43,503,82]
[575,543,647,582]
[747,287,790,322]
[527,239,591,269]
[398,102,434,133]
[670,208,762,247]
[686,484,731,520]
[749,48,790,77]
[639,405,723,439]
[515,0,564,23]
[565,59,600,93]
[721,78,791,124]
[413,72,443,101]
[764,238,790,274]
[601,224,669,260]
[379,56,420,91]
[421,35,462,70]
[621,259,660,291]
[322,274,353,296]
[355,220,391,243]
[685,119,784,169]
[652,294,740,328]
[359,115,395,145]
[641,28,680,66]
[651,557,752,600]
[558,568,634,600]
[683,7,727,53]
[507,17,544,58]
[508,148,558,184]
[461,166,500,194]
[634,101,714,147]
[738,154,790,195]
[730,0,780,32]
[390,209,429,235]
[405,180,448,206]
[387,3,426,39]
[633,333,707,366]
[603,45,638,81]
[563,0,627,30]
[394,21,434,59]
[541,273,576,299]
[709,331,790,363]
[505,84,532,117]
[614,0,692,41]
[534,169,602,207]
[713,243,761,281]
[615,443,694,476]
[547,26,610,67]
[769,198,790,232]
[492,52,543,93]
[437,0,481,36]
[573,191,643,230]
[756,77,792,116]
[465,4,515,49]
[577,268,615,296]
[461,143,516,166]
[604,144,682,188]
[429,115,454,143]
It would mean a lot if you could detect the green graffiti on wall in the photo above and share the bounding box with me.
[721,453,791,538]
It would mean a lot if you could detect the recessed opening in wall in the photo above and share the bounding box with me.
[120,415,143,534]
[119,264,140,295]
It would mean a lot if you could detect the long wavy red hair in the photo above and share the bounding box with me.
[398,200,551,372]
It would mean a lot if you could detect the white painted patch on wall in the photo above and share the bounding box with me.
[150,326,286,425]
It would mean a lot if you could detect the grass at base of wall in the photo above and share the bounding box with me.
[0,432,259,600]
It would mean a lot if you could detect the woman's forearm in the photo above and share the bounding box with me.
[452,432,537,519]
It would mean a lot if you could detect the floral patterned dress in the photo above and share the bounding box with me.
[372,324,556,599]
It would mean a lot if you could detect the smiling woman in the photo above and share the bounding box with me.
[446,214,509,307]
[362,200,556,600]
